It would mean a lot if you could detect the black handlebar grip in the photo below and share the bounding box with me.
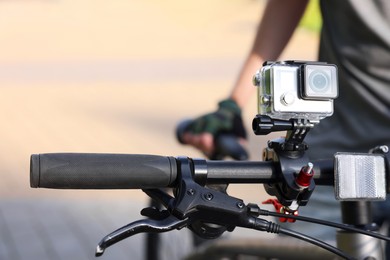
[214,135,248,161]
[30,153,177,189]
[176,119,249,160]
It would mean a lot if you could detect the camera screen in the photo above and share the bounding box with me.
[303,64,338,100]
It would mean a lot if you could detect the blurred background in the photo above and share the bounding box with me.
[0,0,320,259]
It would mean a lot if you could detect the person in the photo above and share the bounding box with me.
[181,0,390,246]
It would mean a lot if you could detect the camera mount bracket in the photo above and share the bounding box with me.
[252,115,314,152]
[252,115,316,210]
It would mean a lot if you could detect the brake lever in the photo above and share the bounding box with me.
[95,215,188,257]
[95,157,256,257]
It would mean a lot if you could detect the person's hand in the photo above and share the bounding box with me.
[181,99,247,157]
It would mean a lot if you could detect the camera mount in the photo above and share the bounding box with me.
[252,115,316,214]
[252,115,314,152]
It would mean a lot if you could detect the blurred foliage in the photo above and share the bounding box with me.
[299,0,322,32]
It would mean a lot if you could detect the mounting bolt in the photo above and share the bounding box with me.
[204,193,213,201]
[187,189,195,196]
[295,162,314,189]
[237,202,244,209]
[370,145,389,154]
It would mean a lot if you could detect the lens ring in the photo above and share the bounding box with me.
[309,70,329,92]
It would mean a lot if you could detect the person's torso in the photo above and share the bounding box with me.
[306,0,390,160]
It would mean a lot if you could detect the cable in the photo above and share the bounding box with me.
[279,227,355,260]
[260,210,390,242]
[251,217,354,260]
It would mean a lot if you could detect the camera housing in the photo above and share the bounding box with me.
[253,61,338,122]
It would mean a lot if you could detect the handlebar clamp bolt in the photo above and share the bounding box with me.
[295,162,314,189]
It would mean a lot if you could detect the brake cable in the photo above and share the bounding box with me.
[260,209,390,242]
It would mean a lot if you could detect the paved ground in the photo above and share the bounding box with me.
[0,198,146,260]
[0,1,319,259]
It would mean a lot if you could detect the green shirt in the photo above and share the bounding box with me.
[307,0,390,160]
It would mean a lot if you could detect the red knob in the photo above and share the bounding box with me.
[295,162,314,188]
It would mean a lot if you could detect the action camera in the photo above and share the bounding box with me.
[253,61,338,122]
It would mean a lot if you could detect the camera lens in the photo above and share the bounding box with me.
[303,64,337,100]
[309,70,329,92]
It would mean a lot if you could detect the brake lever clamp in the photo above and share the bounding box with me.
[171,157,248,238]
[171,157,283,239]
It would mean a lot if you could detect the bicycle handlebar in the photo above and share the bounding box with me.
[30,153,334,189]
[31,152,386,260]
